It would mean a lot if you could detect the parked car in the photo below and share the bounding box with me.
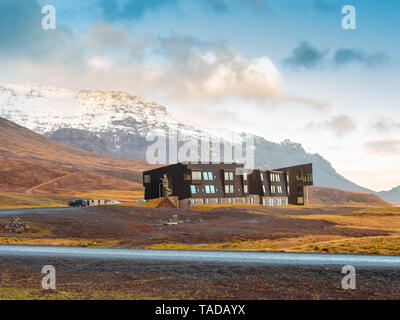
[68,199,88,207]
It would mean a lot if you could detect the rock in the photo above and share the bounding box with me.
[14,227,23,233]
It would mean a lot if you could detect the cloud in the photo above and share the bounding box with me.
[333,49,389,68]
[1,19,327,112]
[97,0,267,20]
[364,140,400,155]
[282,42,327,70]
[283,42,389,70]
[369,117,400,133]
[307,114,356,137]
[313,0,337,12]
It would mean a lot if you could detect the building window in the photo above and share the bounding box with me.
[269,198,274,206]
[230,185,234,193]
[190,185,196,194]
[225,171,234,181]
[205,185,210,194]
[205,198,210,204]
[203,172,208,180]
[192,171,202,180]
[260,173,264,181]
[225,185,230,194]
[243,172,248,181]
[287,186,290,194]
[210,185,215,193]
[276,174,281,182]
[243,185,248,193]
[143,175,151,183]
[277,186,282,193]
[262,185,266,193]
[208,172,213,180]
[270,174,274,182]
[271,185,276,193]
[229,198,232,204]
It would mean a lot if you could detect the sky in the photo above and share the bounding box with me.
[0,0,399,191]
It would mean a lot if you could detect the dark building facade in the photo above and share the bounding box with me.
[276,163,313,205]
[143,162,312,208]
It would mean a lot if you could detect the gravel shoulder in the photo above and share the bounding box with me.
[1,256,400,300]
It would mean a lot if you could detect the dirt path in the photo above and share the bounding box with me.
[25,173,78,194]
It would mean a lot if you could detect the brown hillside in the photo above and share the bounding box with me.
[0,117,156,194]
[307,186,391,207]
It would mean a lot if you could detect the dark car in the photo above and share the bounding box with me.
[68,199,88,207]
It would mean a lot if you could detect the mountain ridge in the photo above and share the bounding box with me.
[0,83,398,204]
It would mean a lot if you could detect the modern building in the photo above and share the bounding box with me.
[143,162,313,208]
[276,163,313,205]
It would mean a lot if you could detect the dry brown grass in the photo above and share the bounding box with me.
[0,237,119,247]
[286,214,400,235]
[0,190,145,209]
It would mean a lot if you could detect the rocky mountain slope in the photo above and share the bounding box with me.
[0,116,155,193]
[0,84,398,203]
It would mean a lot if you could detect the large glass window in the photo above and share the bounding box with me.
[262,185,266,193]
[260,173,264,181]
[225,185,230,194]
[205,185,210,194]
[210,185,215,193]
[208,172,213,180]
[271,185,276,193]
[243,185,248,193]
[243,172,247,181]
[229,185,234,193]
[277,186,282,193]
[190,185,196,194]
[203,172,208,180]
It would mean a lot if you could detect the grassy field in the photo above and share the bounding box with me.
[147,205,400,255]
[0,190,145,209]
[0,192,71,209]
[2,203,400,255]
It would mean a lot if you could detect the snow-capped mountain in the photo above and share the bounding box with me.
[0,84,242,143]
[0,83,398,203]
